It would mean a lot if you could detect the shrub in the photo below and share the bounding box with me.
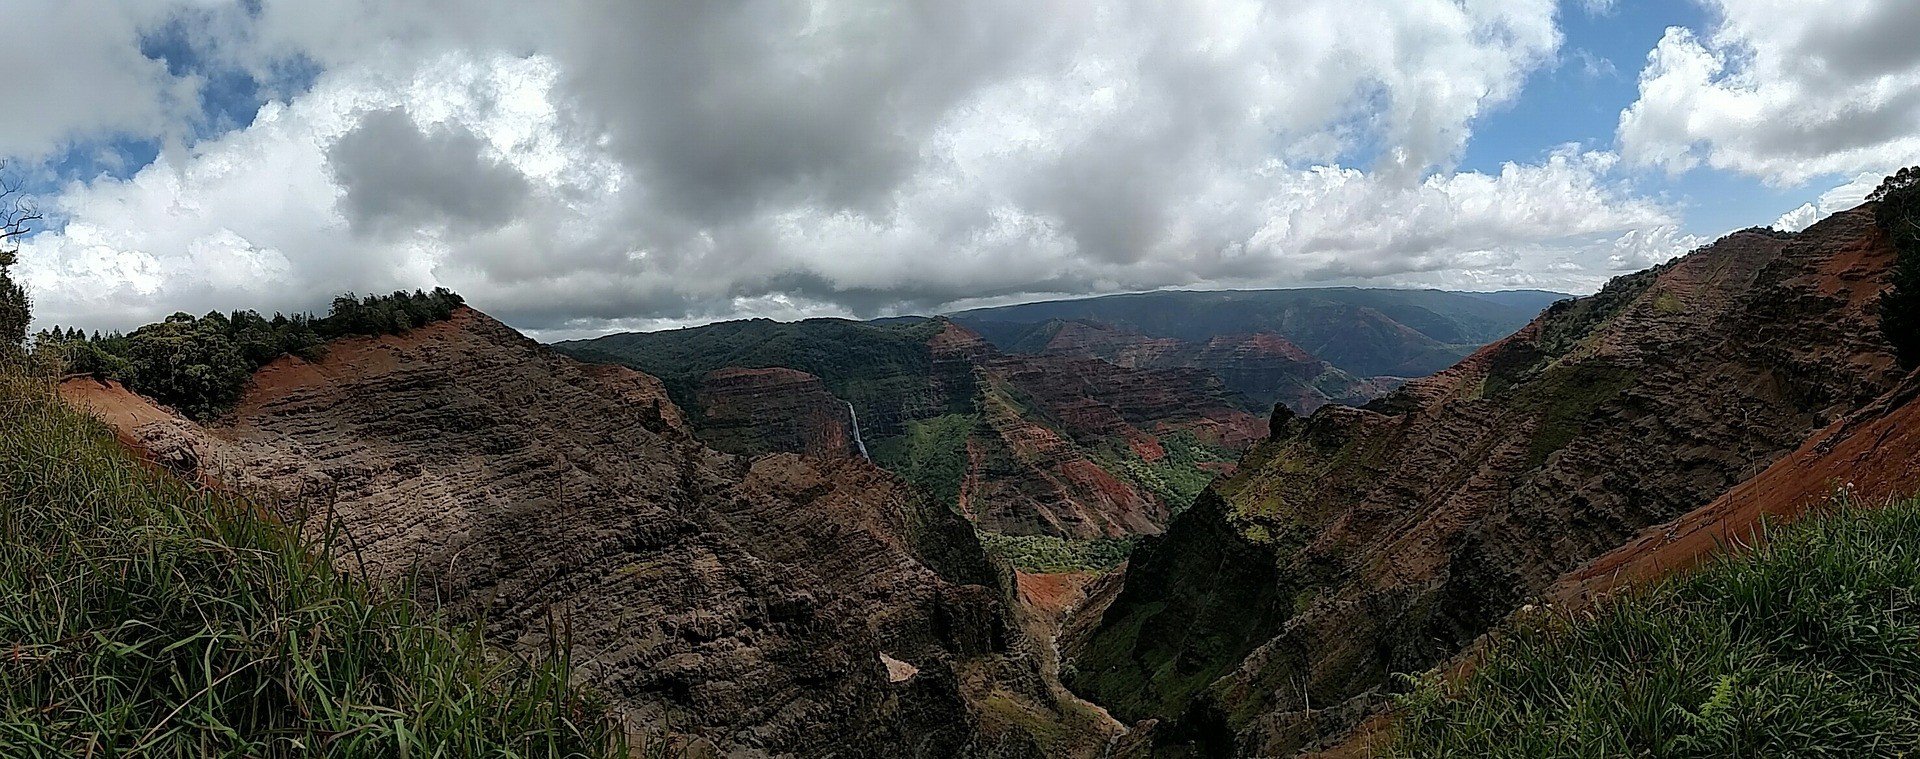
[122,313,253,418]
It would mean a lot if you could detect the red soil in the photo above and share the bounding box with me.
[1015,571,1100,622]
[57,376,178,432]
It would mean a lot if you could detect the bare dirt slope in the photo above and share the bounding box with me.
[62,308,1115,758]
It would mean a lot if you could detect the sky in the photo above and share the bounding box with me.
[5,0,1918,340]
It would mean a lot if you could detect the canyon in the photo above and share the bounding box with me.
[60,310,1120,757]
[43,202,1914,757]
[1067,206,1906,755]
[556,289,1553,548]
[561,316,1268,542]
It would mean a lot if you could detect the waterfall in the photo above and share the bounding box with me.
[844,400,870,460]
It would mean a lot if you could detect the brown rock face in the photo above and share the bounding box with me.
[1551,368,1920,608]
[1034,321,1396,414]
[60,308,1112,757]
[1070,208,1904,755]
[696,366,858,458]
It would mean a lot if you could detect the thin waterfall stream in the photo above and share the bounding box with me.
[844,400,870,459]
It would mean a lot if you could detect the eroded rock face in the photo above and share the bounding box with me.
[696,366,859,458]
[1551,369,1920,607]
[1070,207,1904,756]
[924,323,1265,539]
[1031,321,1398,415]
[61,309,1110,758]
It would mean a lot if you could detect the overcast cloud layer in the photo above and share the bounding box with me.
[9,0,1919,338]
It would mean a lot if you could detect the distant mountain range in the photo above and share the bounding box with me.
[951,287,1568,378]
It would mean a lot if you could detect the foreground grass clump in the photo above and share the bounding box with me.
[1392,498,1920,758]
[0,367,625,757]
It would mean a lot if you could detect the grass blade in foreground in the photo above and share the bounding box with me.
[1392,497,1920,758]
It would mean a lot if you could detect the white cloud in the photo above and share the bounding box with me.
[1773,172,1883,232]
[16,0,1697,335]
[1,1,201,160]
[1772,204,1820,233]
[1607,225,1705,269]
[1619,0,1920,184]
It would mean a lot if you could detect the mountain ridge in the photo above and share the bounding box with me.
[1066,205,1902,756]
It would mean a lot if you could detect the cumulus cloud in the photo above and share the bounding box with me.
[1619,0,1920,184]
[14,0,1702,338]
[1773,172,1884,232]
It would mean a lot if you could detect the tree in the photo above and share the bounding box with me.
[124,314,251,418]
[0,174,41,349]
[1872,168,1920,369]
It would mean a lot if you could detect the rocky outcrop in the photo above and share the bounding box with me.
[61,308,1115,758]
[696,367,858,458]
[960,377,1167,538]
[1068,206,1903,756]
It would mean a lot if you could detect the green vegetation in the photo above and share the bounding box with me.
[1063,492,1290,744]
[1510,364,1639,468]
[979,532,1134,573]
[1100,433,1236,516]
[37,289,464,418]
[1872,167,1920,369]
[1392,497,1920,758]
[870,414,976,508]
[0,178,36,350]
[0,362,624,757]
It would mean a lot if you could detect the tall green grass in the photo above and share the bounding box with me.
[0,365,627,757]
[1392,497,1920,758]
